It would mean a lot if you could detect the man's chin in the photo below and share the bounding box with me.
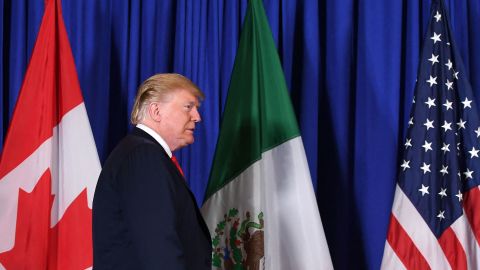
[184,136,195,145]
[173,137,194,151]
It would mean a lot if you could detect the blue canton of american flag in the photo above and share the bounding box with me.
[382,0,480,269]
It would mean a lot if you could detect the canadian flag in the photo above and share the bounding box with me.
[0,0,101,269]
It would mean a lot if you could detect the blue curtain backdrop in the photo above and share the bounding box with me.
[1,0,480,269]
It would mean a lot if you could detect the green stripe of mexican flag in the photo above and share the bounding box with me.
[201,0,333,269]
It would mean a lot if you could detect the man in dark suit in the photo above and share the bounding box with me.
[92,73,212,269]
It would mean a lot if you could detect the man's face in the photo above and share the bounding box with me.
[157,89,201,151]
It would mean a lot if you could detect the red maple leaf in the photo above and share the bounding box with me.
[0,169,93,269]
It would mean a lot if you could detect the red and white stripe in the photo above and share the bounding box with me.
[0,103,100,253]
[382,185,480,270]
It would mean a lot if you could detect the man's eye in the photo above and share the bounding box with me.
[184,104,193,111]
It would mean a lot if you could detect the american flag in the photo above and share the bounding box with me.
[381,0,480,269]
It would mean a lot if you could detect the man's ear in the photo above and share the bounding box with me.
[148,102,162,122]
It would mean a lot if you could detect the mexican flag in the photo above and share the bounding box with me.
[201,0,333,269]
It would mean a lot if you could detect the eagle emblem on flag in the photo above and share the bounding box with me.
[212,209,265,270]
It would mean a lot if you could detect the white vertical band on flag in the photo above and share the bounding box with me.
[0,102,100,253]
[391,185,451,269]
[381,242,407,270]
[262,137,332,270]
[50,102,100,224]
[201,162,263,232]
[450,212,480,269]
[202,137,332,270]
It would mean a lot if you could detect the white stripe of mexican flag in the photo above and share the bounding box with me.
[202,137,332,269]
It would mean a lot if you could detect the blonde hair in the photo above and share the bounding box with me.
[130,73,204,125]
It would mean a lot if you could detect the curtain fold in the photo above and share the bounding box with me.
[2,0,479,269]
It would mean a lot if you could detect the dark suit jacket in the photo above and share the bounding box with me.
[92,127,212,270]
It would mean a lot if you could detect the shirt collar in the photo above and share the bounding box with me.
[136,124,172,158]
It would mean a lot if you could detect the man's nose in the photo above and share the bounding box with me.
[191,107,201,123]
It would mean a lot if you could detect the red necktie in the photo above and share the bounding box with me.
[170,155,184,177]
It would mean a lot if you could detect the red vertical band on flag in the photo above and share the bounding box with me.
[0,0,83,179]
[438,227,467,270]
[0,170,53,268]
[463,187,480,245]
[386,214,431,270]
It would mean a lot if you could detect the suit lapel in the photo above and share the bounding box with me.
[132,127,211,243]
